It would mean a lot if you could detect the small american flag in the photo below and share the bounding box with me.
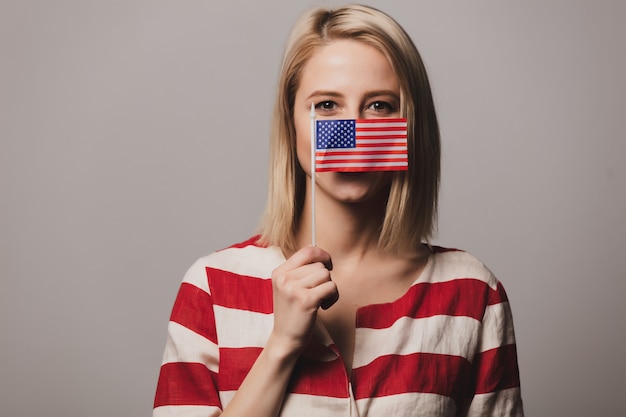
[315,118,408,172]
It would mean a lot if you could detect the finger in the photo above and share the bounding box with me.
[320,288,339,310]
[311,280,339,309]
[276,274,335,312]
[281,246,332,271]
[286,262,332,288]
[322,256,333,272]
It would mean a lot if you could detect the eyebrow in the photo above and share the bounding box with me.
[364,90,400,99]
[305,89,400,101]
[305,90,343,101]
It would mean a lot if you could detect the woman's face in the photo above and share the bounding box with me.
[293,39,401,205]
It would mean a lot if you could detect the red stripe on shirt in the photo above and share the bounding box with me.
[170,282,217,343]
[218,346,349,397]
[431,246,462,253]
[472,344,521,394]
[289,353,350,398]
[224,235,264,249]
[487,281,510,306]
[218,347,263,391]
[357,279,494,329]
[352,353,471,400]
[154,362,221,407]
[207,267,273,313]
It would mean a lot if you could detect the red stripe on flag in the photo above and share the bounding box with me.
[356,126,407,132]
[317,157,408,165]
[352,353,471,400]
[154,362,221,407]
[357,279,495,329]
[317,150,407,156]
[316,164,408,172]
[356,118,406,123]
[170,282,217,343]
[207,267,273,313]
[356,135,406,142]
[471,344,521,394]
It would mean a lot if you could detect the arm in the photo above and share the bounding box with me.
[154,246,337,417]
[220,246,337,417]
[153,262,223,417]
[464,282,524,417]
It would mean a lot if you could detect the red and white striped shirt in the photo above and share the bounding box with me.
[154,237,523,416]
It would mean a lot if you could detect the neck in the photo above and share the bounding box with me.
[294,182,389,263]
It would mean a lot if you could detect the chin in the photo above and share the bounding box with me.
[322,170,391,183]
[310,170,392,205]
[326,173,392,203]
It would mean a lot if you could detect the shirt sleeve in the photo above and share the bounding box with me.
[153,259,223,417]
[464,281,524,417]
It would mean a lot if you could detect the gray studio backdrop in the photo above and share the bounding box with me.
[1,1,624,416]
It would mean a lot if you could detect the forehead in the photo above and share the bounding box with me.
[296,39,399,95]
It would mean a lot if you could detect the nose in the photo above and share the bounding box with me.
[344,102,361,120]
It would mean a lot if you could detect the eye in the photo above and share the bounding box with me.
[315,100,337,111]
[367,101,396,113]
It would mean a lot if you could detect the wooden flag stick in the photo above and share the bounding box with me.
[310,102,316,247]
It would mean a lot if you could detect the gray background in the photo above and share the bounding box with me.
[1,0,624,416]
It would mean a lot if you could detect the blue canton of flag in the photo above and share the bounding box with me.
[316,119,356,150]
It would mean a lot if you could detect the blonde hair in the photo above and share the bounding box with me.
[259,4,440,254]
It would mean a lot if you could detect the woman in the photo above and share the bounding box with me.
[153,4,523,417]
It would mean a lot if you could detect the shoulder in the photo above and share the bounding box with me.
[427,246,499,290]
[181,235,285,291]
